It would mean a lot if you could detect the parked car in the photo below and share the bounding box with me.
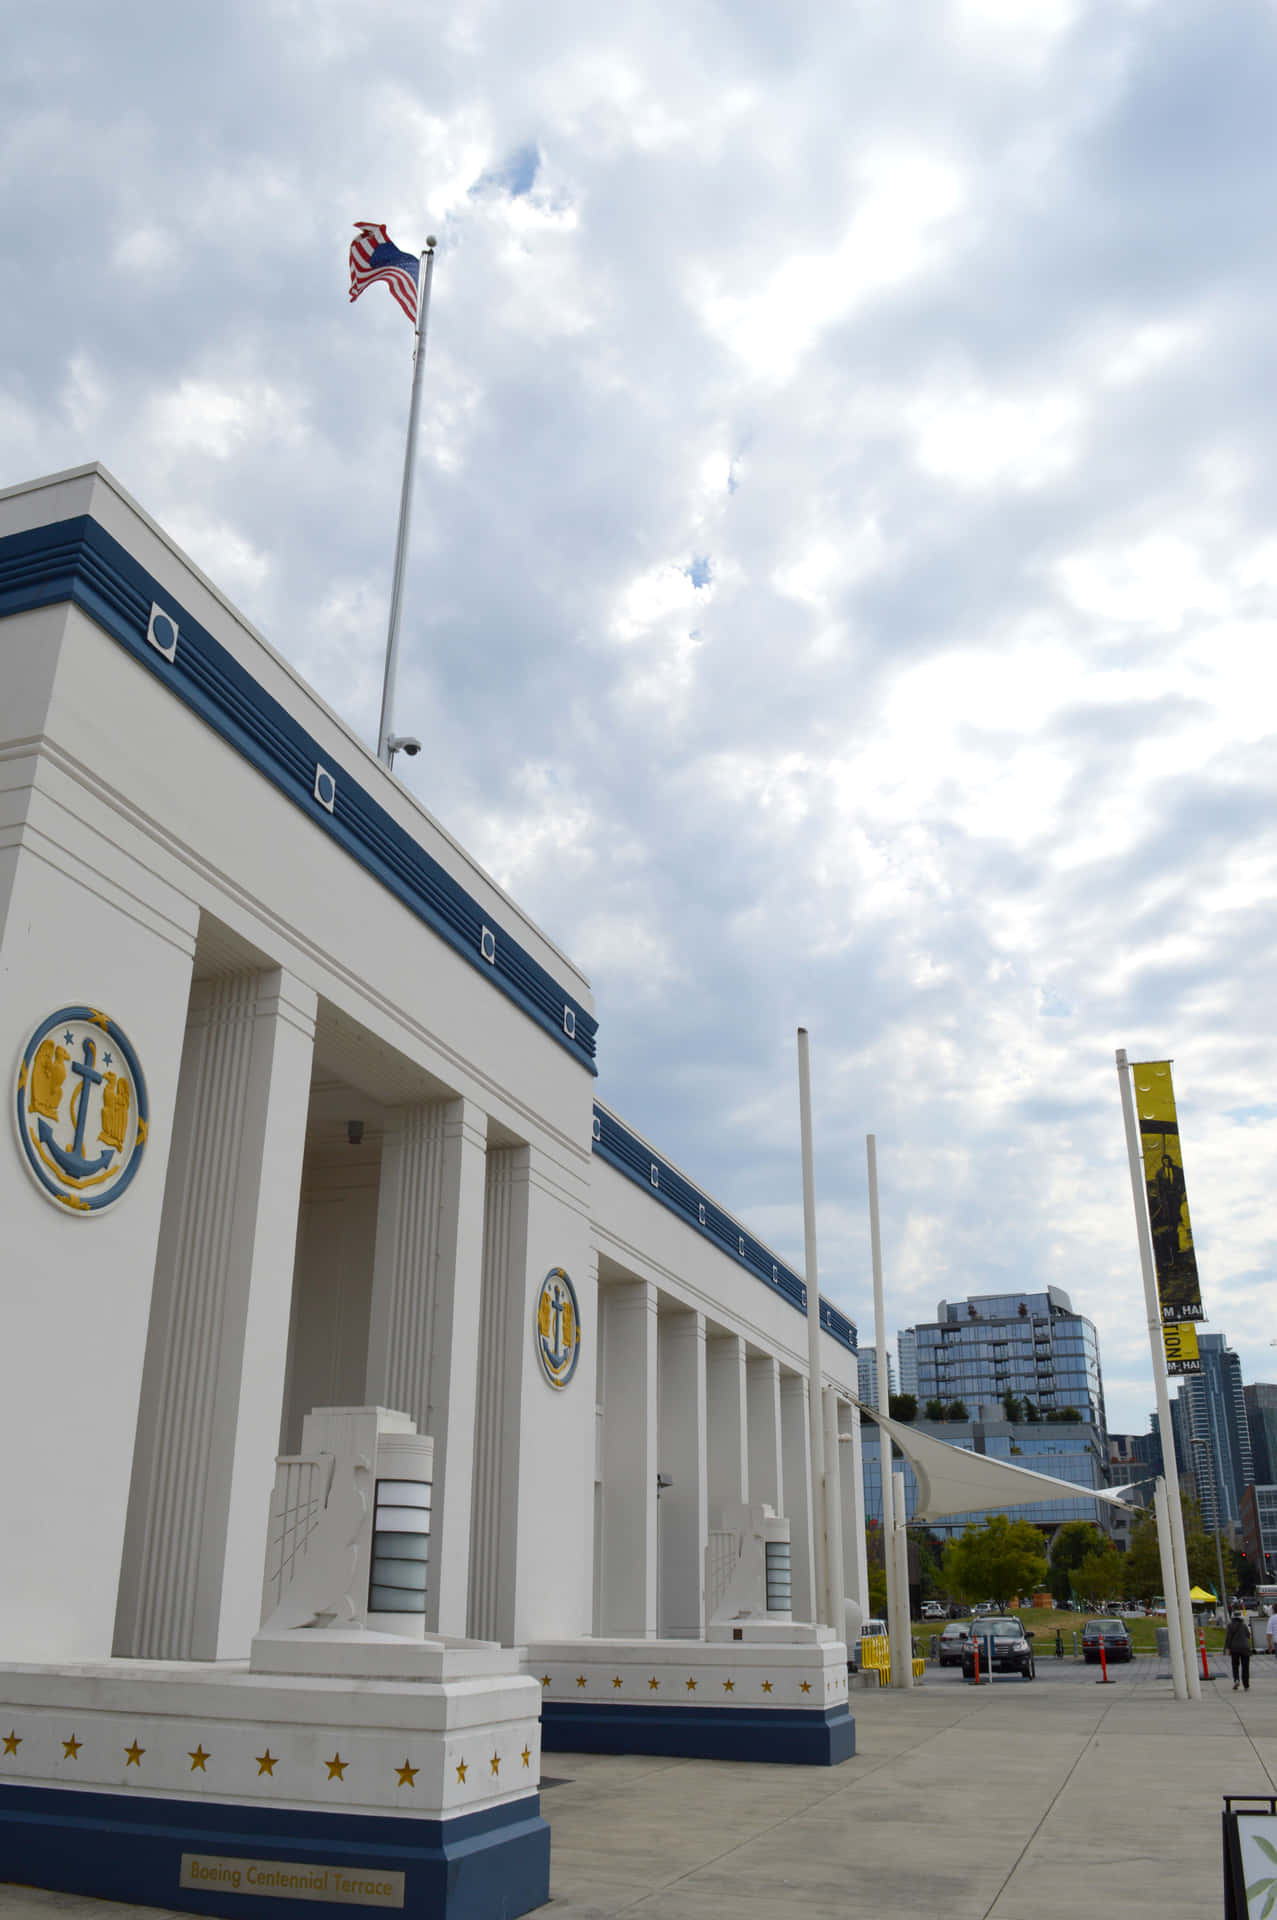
[921,1601,946,1620]
[961,1617,1035,1679]
[1081,1619,1133,1664]
[938,1622,972,1667]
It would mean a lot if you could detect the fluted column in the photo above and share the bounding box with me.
[746,1352,784,1514]
[365,1097,487,1635]
[839,1397,870,1619]
[658,1307,708,1637]
[598,1278,658,1637]
[115,968,316,1661]
[780,1369,816,1623]
[706,1332,749,1517]
[467,1147,529,1644]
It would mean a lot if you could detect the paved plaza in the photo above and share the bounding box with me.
[4,1652,1275,1920]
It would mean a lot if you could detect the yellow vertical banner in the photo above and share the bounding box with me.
[1161,1320,1202,1377]
[1131,1060,1205,1325]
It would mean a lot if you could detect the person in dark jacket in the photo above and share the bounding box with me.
[1225,1610,1252,1690]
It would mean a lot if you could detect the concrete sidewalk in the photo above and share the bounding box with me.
[538,1654,1277,1918]
[3,1654,1275,1920]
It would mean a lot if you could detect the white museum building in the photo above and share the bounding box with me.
[0,467,865,1920]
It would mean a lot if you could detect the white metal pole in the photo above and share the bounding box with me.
[1154,1477,1189,1700]
[867,1133,907,1684]
[1116,1048,1200,1700]
[796,1029,828,1627]
[377,237,437,767]
[892,1468,914,1689]
[823,1387,846,1641]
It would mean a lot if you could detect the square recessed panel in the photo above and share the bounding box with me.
[650,1163,659,1188]
[698,1203,707,1226]
[313,764,337,813]
[480,926,496,963]
[563,1006,576,1038]
[738,1235,746,1258]
[592,1115,602,1142]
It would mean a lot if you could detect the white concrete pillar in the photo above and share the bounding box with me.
[840,1398,871,1619]
[780,1370,816,1623]
[468,1141,593,1646]
[706,1332,749,1517]
[115,968,316,1661]
[746,1353,784,1513]
[658,1307,708,1638]
[598,1277,658,1637]
[364,1097,487,1636]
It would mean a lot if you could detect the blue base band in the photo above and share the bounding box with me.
[541,1701,854,1765]
[0,1784,550,1920]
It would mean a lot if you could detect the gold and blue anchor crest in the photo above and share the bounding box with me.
[15,1007,148,1213]
[535,1267,581,1390]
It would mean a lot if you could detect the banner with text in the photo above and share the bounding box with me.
[1162,1319,1202,1376]
[1132,1059,1205,1324]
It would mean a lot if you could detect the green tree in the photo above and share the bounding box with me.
[946,1399,969,1421]
[1123,1495,1237,1602]
[1072,1547,1122,1606]
[1022,1398,1040,1423]
[888,1392,918,1423]
[868,1561,888,1615]
[1001,1390,1022,1423]
[941,1513,1049,1609]
[1048,1519,1107,1605]
[924,1398,945,1422]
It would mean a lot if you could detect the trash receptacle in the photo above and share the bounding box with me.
[1156,1627,1170,1660]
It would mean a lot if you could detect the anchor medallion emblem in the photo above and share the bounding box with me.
[15,1007,149,1213]
[535,1267,581,1390]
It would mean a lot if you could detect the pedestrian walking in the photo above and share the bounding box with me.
[1226,1608,1252,1690]
[1266,1611,1277,1657]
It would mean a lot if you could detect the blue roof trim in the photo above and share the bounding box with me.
[0,515,598,1072]
[591,1105,856,1354]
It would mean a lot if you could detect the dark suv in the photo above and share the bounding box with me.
[961,1617,1035,1679]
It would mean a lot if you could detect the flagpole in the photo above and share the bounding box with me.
[377,236,437,768]
[868,1134,912,1687]
[1116,1047,1199,1700]
[796,1029,829,1630]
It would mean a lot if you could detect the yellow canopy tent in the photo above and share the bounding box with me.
[1188,1585,1217,1603]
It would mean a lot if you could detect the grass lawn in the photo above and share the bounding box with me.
[911,1607,1241,1657]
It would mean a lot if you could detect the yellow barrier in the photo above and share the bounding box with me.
[859,1635,890,1672]
[858,1638,926,1685]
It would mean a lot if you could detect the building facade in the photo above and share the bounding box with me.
[908,1289,1106,1436]
[857,1349,897,1411]
[0,465,865,1704]
[1244,1385,1277,1487]
[1173,1334,1253,1534]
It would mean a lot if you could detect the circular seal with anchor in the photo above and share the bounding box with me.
[15,1006,148,1213]
[535,1267,581,1389]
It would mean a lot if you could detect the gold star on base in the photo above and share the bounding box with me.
[521,1746,531,1768]
[540,1674,551,1687]
[722,1679,734,1692]
[490,1753,501,1776]
[761,1680,773,1693]
[124,1741,145,1767]
[2,1732,20,1756]
[576,1675,587,1688]
[685,1677,697,1691]
[63,1735,82,1759]
[325,1753,347,1780]
[256,1750,278,1775]
[800,1681,811,1694]
[648,1677,660,1690]
[456,1760,468,1784]
[188,1746,210,1772]
[396,1760,418,1787]
[612,1675,623,1689]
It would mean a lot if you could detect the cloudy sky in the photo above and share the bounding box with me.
[7,0,1277,1433]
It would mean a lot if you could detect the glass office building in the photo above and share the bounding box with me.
[908,1288,1106,1437]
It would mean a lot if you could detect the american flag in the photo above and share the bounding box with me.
[349,223,420,322]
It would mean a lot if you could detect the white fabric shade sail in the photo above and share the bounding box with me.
[847,1400,1136,1523]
